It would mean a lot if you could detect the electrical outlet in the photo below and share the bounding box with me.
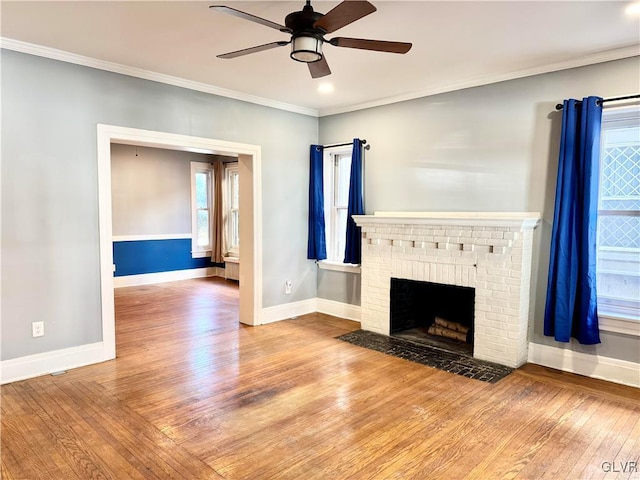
[32,321,44,338]
[285,280,292,295]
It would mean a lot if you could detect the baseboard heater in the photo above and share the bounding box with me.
[223,256,240,281]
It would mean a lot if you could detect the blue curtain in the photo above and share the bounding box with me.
[307,145,327,260]
[344,139,364,264]
[544,96,602,344]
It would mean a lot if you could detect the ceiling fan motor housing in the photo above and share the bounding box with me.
[286,3,326,63]
[212,0,411,77]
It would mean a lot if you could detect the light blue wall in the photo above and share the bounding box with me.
[317,269,361,306]
[3,47,638,365]
[319,57,640,363]
[111,143,195,236]
[1,49,318,361]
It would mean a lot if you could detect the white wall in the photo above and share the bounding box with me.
[319,57,640,363]
[1,50,318,361]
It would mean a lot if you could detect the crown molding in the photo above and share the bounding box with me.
[0,37,319,118]
[319,44,640,117]
[2,37,637,119]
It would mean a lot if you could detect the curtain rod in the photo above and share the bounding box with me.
[555,94,640,110]
[323,139,371,150]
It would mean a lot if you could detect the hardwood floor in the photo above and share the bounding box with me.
[2,277,639,479]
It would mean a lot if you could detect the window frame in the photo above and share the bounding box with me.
[596,105,640,336]
[225,163,240,258]
[319,146,361,272]
[190,161,214,258]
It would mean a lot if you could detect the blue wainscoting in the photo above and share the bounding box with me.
[113,238,222,277]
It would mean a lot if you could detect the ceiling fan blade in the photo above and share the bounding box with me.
[313,0,376,34]
[209,5,291,33]
[308,56,331,78]
[329,37,412,54]
[217,41,290,59]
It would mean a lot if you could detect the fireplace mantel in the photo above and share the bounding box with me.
[354,212,541,229]
[353,211,540,368]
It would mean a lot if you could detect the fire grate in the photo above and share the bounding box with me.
[337,330,513,383]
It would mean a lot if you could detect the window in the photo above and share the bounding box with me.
[226,163,239,257]
[191,162,213,257]
[597,106,640,333]
[322,148,359,268]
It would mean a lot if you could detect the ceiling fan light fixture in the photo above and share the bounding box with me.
[212,1,413,77]
[290,34,323,63]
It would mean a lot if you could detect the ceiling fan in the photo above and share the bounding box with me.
[209,0,412,78]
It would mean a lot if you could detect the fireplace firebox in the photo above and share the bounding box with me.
[390,278,475,355]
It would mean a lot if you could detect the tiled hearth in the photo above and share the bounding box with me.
[353,212,540,368]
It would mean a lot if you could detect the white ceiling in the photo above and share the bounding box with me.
[2,1,639,116]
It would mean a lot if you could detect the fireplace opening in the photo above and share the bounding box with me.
[390,278,475,356]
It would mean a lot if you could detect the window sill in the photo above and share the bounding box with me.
[223,256,239,264]
[191,250,211,259]
[318,261,361,274]
[599,314,640,337]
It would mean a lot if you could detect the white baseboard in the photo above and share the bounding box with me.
[260,298,361,325]
[0,342,111,385]
[113,267,222,288]
[528,342,640,388]
[316,298,361,322]
[260,299,318,324]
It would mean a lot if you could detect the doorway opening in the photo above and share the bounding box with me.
[97,124,262,361]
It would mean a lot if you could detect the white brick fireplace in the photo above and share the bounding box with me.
[353,212,540,368]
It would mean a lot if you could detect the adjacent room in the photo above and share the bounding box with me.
[1,1,639,478]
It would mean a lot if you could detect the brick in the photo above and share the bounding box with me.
[510,255,523,265]
[413,262,422,280]
[491,251,512,261]
[475,274,490,283]
[488,284,511,293]
[373,238,392,246]
[487,268,511,277]
[455,266,463,285]
[462,266,471,286]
